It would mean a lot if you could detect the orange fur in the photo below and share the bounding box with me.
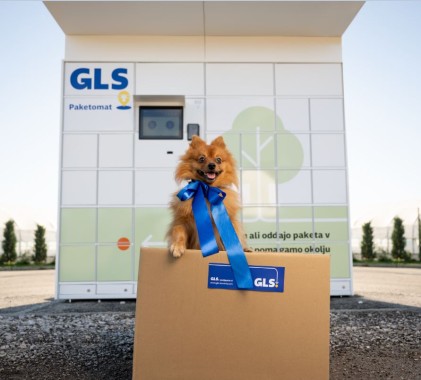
[167,136,249,257]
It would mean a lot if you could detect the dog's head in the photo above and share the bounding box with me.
[175,136,238,187]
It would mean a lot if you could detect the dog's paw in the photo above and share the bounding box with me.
[170,243,185,258]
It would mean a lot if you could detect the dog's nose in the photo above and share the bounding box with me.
[208,163,216,170]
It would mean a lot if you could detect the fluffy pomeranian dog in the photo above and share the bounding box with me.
[167,135,249,258]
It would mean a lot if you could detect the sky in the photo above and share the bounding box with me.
[0,0,421,230]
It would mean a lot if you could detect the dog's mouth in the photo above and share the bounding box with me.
[197,170,221,183]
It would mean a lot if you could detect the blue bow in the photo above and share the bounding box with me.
[177,180,253,289]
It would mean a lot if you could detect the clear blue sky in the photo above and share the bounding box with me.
[0,1,420,228]
[342,1,421,222]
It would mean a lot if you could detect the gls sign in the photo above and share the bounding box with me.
[254,277,277,288]
[208,263,285,293]
[70,68,129,90]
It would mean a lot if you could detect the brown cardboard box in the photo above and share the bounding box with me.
[133,248,330,380]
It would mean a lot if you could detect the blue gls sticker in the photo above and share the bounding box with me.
[208,263,285,292]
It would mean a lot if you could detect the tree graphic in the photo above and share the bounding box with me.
[223,106,304,223]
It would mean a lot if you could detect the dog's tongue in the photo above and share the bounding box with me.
[206,172,216,180]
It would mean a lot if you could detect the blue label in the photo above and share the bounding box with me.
[208,263,285,292]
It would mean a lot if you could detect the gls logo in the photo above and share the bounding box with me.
[254,277,277,288]
[208,263,284,293]
[70,68,128,90]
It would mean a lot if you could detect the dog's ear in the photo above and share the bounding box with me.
[210,136,226,148]
[189,135,206,149]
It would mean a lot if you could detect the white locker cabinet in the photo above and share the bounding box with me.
[57,60,353,298]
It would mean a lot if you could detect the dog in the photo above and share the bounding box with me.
[167,135,249,258]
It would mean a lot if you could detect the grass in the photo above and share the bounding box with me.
[0,262,55,270]
[353,257,421,267]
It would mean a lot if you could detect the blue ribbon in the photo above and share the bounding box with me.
[177,181,253,289]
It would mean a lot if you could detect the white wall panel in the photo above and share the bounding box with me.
[99,134,133,168]
[206,98,275,132]
[135,170,175,205]
[276,99,309,131]
[275,64,343,96]
[61,171,97,205]
[206,37,342,63]
[310,99,344,131]
[66,36,205,62]
[98,171,133,205]
[64,37,341,64]
[135,140,187,168]
[64,97,134,132]
[242,170,276,205]
[313,170,347,204]
[136,63,204,95]
[206,64,273,96]
[62,134,97,168]
[184,98,205,129]
[311,134,345,167]
[278,170,312,204]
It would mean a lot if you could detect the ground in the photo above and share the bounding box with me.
[0,267,420,379]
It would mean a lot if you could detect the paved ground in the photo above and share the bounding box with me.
[1,266,420,312]
[0,269,55,311]
[353,266,421,308]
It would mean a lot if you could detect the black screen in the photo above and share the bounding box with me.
[139,107,183,140]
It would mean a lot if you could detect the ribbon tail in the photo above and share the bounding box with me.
[211,203,253,289]
[192,185,219,257]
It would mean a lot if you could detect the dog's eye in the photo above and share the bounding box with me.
[215,157,222,164]
[198,156,206,163]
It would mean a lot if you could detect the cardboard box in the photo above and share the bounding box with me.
[133,248,330,380]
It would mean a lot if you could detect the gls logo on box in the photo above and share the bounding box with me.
[70,68,128,90]
[208,263,285,293]
[254,277,277,288]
